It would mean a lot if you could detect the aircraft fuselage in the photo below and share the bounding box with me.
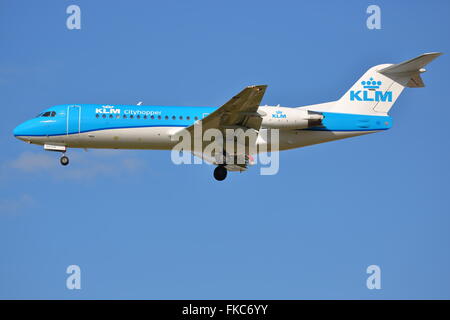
[13,104,391,152]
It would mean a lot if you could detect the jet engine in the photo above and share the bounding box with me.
[260,107,323,129]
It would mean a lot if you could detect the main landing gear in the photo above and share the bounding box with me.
[60,155,69,166]
[213,165,227,181]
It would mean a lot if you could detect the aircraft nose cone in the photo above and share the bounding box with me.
[13,123,27,140]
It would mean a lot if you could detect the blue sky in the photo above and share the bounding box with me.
[1,0,449,299]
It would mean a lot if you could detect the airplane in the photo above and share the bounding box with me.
[13,52,442,181]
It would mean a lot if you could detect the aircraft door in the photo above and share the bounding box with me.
[67,105,81,135]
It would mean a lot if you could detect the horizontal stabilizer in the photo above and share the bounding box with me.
[378,52,442,74]
[378,52,442,88]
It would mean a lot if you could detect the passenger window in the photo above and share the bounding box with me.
[116,115,120,119]
[151,115,154,120]
[96,114,99,118]
[165,116,169,120]
[109,114,113,118]
[179,116,183,120]
[123,115,127,119]
[186,116,190,120]
[172,116,176,120]
[137,115,141,119]
[130,115,134,119]
[102,114,106,118]
[143,115,147,119]
[158,116,161,120]
[194,116,198,120]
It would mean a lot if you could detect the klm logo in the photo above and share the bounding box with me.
[350,78,392,102]
[272,110,286,119]
[96,105,121,114]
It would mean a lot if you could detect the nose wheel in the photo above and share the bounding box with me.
[213,165,227,181]
[60,155,69,166]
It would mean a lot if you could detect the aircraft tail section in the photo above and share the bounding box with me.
[329,52,442,115]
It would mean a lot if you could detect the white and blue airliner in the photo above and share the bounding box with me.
[13,53,441,180]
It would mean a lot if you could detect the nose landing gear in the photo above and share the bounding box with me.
[213,165,227,181]
[43,144,69,166]
[60,155,69,166]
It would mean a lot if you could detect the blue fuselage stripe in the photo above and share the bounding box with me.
[13,104,392,137]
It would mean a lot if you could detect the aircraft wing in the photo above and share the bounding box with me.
[174,85,267,171]
[189,85,267,133]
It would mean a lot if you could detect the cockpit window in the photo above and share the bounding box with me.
[40,111,56,117]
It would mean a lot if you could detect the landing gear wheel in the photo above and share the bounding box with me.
[60,155,69,166]
[213,165,227,181]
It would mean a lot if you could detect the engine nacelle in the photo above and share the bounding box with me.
[259,106,323,129]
